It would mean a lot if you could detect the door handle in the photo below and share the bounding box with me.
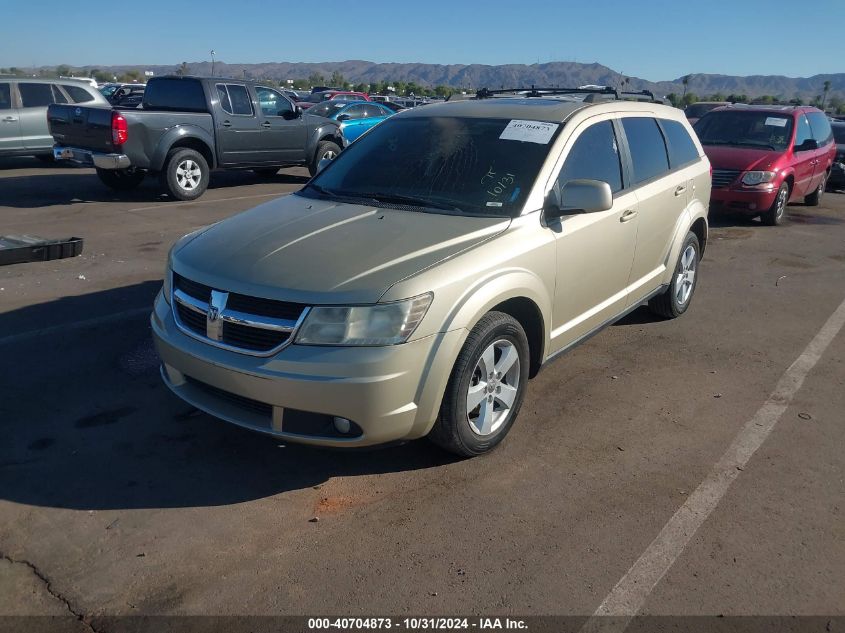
[261,121,271,128]
[619,209,638,223]
[674,185,687,197]
[221,120,232,127]
[2,116,18,122]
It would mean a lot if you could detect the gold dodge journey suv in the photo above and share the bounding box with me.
[152,90,711,456]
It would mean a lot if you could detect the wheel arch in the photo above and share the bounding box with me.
[151,127,216,171]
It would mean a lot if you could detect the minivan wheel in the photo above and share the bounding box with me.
[428,312,529,456]
[804,173,827,206]
[308,141,341,176]
[761,182,789,226]
[648,232,700,320]
[96,167,145,191]
[160,148,209,201]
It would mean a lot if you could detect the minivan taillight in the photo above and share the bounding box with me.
[112,112,128,146]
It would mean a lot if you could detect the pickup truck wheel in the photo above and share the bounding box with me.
[428,312,529,457]
[161,148,209,201]
[308,141,341,176]
[648,231,700,319]
[804,172,827,206]
[96,168,145,191]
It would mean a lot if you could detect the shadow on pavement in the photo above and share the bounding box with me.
[0,282,457,512]
[0,165,309,209]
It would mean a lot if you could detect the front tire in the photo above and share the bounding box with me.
[648,231,700,319]
[428,312,529,456]
[96,167,145,191]
[761,182,789,226]
[308,140,341,176]
[160,148,209,201]
[804,172,827,206]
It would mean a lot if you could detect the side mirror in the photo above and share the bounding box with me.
[546,179,613,219]
[316,156,334,174]
[295,105,303,117]
[281,109,297,120]
[336,113,350,122]
[794,138,819,152]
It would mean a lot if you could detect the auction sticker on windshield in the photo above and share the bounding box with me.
[499,120,559,144]
[765,117,788,127]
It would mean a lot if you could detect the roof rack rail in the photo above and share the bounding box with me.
[474,86,659,102]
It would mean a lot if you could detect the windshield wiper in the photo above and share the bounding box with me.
[341,191,462,212]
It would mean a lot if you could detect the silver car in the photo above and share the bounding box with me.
[152,97,710,455]
[0,77,108,159]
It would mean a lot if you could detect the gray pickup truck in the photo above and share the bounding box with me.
[48,76,343,200]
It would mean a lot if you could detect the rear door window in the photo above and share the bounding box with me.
[660,119,700,168]
[361,104,384,118]
[62,84,95,103]
[216,84,233,113]
[807,112,833,145]
[0,83,10,110]
[557,120,623,193]
[18,83,55,107]
[621,117,670,184]
[226,84,253,116]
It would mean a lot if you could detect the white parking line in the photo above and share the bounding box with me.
[126,192,283,213]
[0,307,151,347]
[581,294,845,633]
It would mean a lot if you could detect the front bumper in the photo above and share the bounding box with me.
[151,291,464,447]
[709,183,779,213]
[54,145,130,170]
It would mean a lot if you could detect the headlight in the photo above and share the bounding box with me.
[296,293,433,346]
[162,261,172,305]
[741,171,776,186]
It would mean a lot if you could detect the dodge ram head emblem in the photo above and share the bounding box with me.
[206,290,228,341]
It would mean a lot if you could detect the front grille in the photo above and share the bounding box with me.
[185,376,273,419]
[711,169,741,189]
[172,273,306,354]
[174,274,306,320]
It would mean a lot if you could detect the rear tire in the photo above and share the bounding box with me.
[428,312,529,457]
[648,231,700,319]
[761,182,789,226]
[804,172,827,206]
[96,167,145,191]
[308,140,341,177]
[159,148,209,201]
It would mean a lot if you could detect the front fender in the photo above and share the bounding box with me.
[150,126,216,171]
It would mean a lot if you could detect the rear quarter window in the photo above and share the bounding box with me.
[143,78,207,112]
[621,117,670,184]
[63,84,96,103]
[660,119,700,168]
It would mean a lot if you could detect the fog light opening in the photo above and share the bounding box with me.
[749,203,757,211]
[333,417,352,434]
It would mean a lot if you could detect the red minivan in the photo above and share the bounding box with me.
[693,105,836,225]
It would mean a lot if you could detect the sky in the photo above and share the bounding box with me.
[1,0,842,80]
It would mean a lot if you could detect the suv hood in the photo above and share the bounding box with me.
[702,145,782,171]
[172,193,510,304]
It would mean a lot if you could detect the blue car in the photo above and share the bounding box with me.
[307,100,394,144]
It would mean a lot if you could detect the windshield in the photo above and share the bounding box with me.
[685,103,723,118]
[833,124,845,145]
[301,116,562,217]
[308,102,347,118]
[694,111,793,151]
[100,85,118,97]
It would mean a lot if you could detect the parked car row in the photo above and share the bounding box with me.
[692,104,837,225]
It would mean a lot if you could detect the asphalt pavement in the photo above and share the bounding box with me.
[1,157,843,627]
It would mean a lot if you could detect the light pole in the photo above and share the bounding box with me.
[210,50,216,77]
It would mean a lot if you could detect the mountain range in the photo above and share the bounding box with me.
[78,60,844,101]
